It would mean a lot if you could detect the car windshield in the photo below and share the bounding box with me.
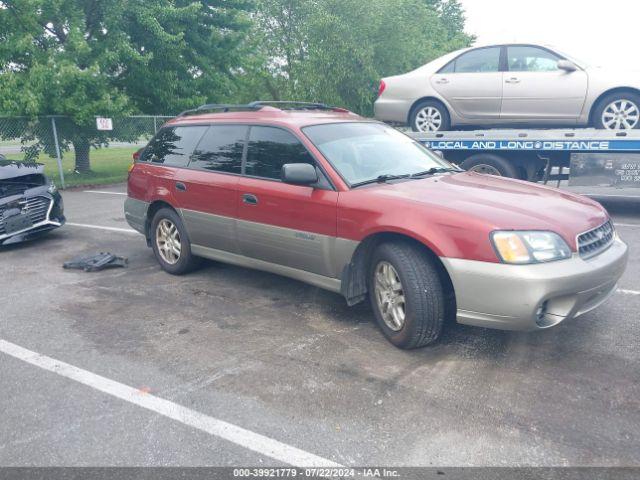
[302,122,455,186]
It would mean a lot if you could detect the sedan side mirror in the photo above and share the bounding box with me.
[557,60,577,72]
[281,163,318,186]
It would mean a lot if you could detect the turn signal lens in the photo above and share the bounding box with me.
[493,232,531,264]
[127,163,135,173]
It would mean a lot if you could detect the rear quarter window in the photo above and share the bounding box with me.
[142,126,207,167]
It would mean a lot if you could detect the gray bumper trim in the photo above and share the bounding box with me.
[124,197,149,235]
[441,238,629,331]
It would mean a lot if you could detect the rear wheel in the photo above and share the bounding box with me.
[368,242,445,349]
[410,100,451,132]
[461,153,519,178]
[150,207,201,275]
[593,92,640,130]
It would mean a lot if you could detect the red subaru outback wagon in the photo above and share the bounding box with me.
[125,101,628,349]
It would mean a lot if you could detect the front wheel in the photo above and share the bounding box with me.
[593,92,640,130]
[368,242,445,349]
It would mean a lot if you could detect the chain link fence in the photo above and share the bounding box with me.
[0,115,173,188]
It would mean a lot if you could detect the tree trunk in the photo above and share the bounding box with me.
[73,139,91,173]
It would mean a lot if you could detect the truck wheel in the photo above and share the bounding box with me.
[410,100,451,132]
[461,153,519,178]
[593,92,640,130]
[368,242,445,349]
[151,207,201,275]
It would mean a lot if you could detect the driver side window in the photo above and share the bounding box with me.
[507,46,560,72]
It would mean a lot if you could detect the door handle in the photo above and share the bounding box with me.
[505,77,520,84]
[242,193,258,205]
[175,182,187,192]
[435,78,449,84]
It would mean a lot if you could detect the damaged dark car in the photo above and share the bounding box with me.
[0,156,65,246]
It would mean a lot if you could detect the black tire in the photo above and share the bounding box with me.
[461,153,519,178]
[592,91,640,130]
[368,241,445,349]
[150,207,201,275]
[409,100,451,132]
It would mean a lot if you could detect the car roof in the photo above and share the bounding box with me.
[165,105,368,129]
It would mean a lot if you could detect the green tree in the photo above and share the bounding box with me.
[240,0,474,115]
[0,0,252,172]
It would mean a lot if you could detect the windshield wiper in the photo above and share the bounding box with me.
[351,173,411,188]
[351,167,461,188]
[409,167,461,178]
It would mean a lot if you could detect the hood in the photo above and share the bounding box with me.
[0,160,45,180]
[586,66,640,84]
[367,172,608,248]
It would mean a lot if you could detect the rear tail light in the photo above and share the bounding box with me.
[378,80,386,97]
[132,149,142,161]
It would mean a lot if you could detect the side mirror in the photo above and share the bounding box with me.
[557,60,577,72]
[281,163,318,186]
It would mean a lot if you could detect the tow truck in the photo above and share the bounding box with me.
[408,129,640,199]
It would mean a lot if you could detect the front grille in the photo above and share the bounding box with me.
[0,196,51,236]
[577,220,614,258]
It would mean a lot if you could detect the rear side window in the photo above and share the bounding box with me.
[142,126,207,167]
[442,47,501,73]
[189,125,247,174]
[245,126,315,180]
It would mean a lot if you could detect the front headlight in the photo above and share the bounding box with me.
[48,182,58,195]
[491,231,572,264]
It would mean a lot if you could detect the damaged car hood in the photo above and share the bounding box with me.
[0,160,45,180]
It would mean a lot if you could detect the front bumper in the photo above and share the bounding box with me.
[0,191,65,246]
[441,238,629,331]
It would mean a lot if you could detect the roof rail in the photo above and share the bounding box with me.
[247,101,341,111]
[177,103,261,117]
[177,101,352,117]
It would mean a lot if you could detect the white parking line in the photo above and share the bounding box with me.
[618,289,640,296]
[83,190,127,196]
[0,339,341,467]
[66,222,138,234]
[615,223,640,228]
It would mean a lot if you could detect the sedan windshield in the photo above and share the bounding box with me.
[303,122,456,186]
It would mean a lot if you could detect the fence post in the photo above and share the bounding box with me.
[153,116,158,133]
[50,117,65,189]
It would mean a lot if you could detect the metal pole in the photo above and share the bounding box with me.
[153,116,158,133]
[50,117,65,189]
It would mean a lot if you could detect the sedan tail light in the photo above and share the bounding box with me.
[378,80,386,97]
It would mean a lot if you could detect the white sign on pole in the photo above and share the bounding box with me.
[96,117,113,131]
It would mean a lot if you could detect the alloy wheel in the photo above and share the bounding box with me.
[374,261,406,331]
[602,99,639,130]
[415,107,443,132]
[156,219,181,265]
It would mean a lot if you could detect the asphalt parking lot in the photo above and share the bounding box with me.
[1,185,639,467]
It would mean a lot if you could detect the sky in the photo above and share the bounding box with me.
[459,0,640,69]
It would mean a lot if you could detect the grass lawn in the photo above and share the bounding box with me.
[4,147,137,188]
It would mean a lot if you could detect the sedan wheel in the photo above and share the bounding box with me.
[601,99,640,130]
[374,261,406,331]
[155,218,181,265]
[415,106,443,132]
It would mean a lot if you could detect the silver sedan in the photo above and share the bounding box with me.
[374,43,640,132]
